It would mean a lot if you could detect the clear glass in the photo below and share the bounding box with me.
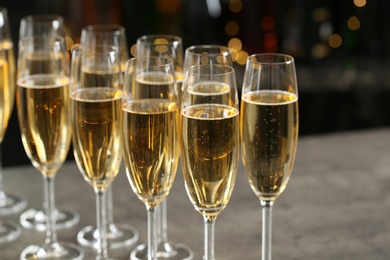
[181,64,240,260]
[70,45,123,259]
[77,24,139,250]
[122,57,180,260]
[240,53,299,260]
[18,14,79,232]
[17,36,83,259]
[135,35,193,260]
[183,45,233,72]
[0,8,26,242]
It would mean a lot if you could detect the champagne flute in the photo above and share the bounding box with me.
[17,35,83,259]
[77,24,139,250]
[181,64,240,260]
[18,14,80,232]
[136,34,193,260]
[183,45,233,72]
[240,53,299,260]
[70,45,123,259]
[0,6,26,244]
[122,56,180,260]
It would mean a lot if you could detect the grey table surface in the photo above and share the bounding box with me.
[1,128,390,259]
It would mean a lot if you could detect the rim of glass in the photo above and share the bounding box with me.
[21,14,64,23]
[185,45,231,56]
[137,34,182,45]
[126,56,174,68]
[186,64,235,76]
[82,24,125,33]
[247,53,294,65]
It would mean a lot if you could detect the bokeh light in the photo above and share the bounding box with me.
[347,16,360,30]
[225,21,239,36]
[228,38,242,52]
[261,16,274,31]
[130,44,137,57]
[229,0,243,13]
[328,34,342,48]
[354,0,366,7]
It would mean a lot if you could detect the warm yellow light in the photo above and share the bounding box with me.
[130,44,137,57]
[328,34,342,48]
[236,50,248,65]
[354,0,366,7]
[65,37,74,51]
[347,16,360,30]
[228,38,242,52]
[225,21,239,36]
[229,0,242,13]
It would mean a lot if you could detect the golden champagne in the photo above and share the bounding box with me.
[181,104,239,219]
[0,40,15,142]
[71,88,123,190]
[240,90,299,201]
[187,81,232,106]
[122,99,179,208]
[17,75,71,176]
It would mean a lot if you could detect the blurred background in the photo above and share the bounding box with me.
[2,0,390,166]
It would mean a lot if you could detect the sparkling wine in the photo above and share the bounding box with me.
[181,104,239,219]
[0,40,15,142]
[17,74,71,176]
[71,87,123,190]
[122,99,179,208]
[240,89,299,201]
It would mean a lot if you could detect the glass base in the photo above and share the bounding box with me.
[130,242,193,260]
[20,207,79,231]
[0,193,27,216]
[20,242,84,260]
[0,220,21,244]
[77,223,139,249]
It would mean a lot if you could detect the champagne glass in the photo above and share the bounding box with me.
[18,14,80,232]
[136,35,193,260]
[181,64,240,260]
[183,45,233,72]
[77,24,139,250]
[240,53,299,260]
[122,56,180,260]
[0,6,26,244]
[17,35,83,259]
[70,45,123,259]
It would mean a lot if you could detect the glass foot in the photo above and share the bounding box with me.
[0,220,22,244]
[0,193,27,216]
[131,242,193,260]
[77,223,139,249]
[20,207,79,231]
[20,242,84,260]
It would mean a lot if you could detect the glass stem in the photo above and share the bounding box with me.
[43,175,58,245]
[260,200,274,260]
[203,216,216,260]
[159,199,168,244]
[0,143,6,206]
[106,185,114,229]
[95,188,109,259]
[147,205,157,260]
